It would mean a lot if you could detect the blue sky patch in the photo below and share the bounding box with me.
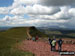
[0,0,13,7]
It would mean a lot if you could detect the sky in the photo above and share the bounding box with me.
[0,0,75,29]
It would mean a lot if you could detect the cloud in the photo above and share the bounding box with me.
[39,0,75,6]
[51,10,70,20]
[1,0,75,29]
[0,15,27,26]
[2,15,24,21]
[0,14,75,29]
[12,0,38,8]
[25,5,60,15]
[63,18,75,29]
[28,6,72,20]
[19,0,38,5]
[10,6,26,15]
[0,7,10,14]
[45,6,71,20]
[28,19,66,27]
[0,15,40,26]
[0,16,66,27]
[29,15,58,20]
[69,8,75,17]
[10,4,60,15]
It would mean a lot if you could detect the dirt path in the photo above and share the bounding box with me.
[18,40,75,56]
[26,28,32,39]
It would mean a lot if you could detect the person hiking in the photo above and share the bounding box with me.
[51,38,56,51]
[48,38,52,51]
[57,38,63,52]
[35,36,39,41]
[32,37,36,41]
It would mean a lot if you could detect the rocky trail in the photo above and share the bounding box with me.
[18,40,75,56]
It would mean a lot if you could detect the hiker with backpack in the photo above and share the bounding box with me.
[48,38,52,51]
[57,38,63,52]
[51,38,56,51]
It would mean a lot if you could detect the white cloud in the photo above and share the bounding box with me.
[27,19,66,27]
[0,7,10,14]
[0,15,66,27]
[45,6,71,20]
[69,8,75,17]
[25,5,60,15]
[2,16,11,21]
[1,0,75,29]
[10,4,60,15]
[10,6,26,15]
[0,15,27,26]
[2,15,24,21]
[4,0,38,15]
[12,0,38,8]
[28,6,72,20]
[19,0,38,5]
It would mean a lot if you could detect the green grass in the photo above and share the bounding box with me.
[0,27,34,56]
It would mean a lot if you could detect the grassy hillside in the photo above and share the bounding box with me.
[0,27,48,56]
[0,27,34,56]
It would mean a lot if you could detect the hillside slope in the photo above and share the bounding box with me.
[0,27,39,56]
[0,26,47,39]
[0,27,48,55]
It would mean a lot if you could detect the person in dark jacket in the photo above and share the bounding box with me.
[48,38,52,51]
[57,38,63,52]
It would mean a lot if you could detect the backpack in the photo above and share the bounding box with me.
[51,40,56,46]
[58,40,62,45]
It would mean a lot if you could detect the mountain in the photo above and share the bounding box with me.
[0,26,75,38]
[0,27,12,31]
[0,26,47,38]
[37,27,75,38]
[29,26,48,37]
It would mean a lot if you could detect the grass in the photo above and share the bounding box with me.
[0,27,34,56]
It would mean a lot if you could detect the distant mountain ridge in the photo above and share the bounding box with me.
[0,26,75,38]
[0,27,12,31]
[37,27,75,30]
[37,27,75,38]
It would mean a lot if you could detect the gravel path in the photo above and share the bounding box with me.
[18,40,75,56]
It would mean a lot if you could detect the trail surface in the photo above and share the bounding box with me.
[18,40,75,56]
